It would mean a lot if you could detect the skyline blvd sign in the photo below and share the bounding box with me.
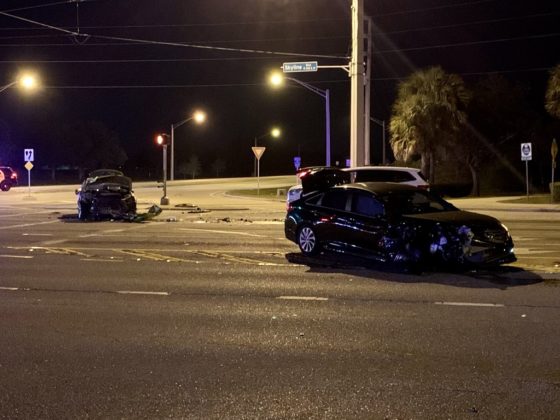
[282,61,318,73]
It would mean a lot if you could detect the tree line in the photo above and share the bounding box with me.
[389,64,560,195]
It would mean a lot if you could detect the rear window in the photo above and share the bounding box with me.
[319,190,349,211]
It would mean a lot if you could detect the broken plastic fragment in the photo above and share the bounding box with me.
[130,204,162,222]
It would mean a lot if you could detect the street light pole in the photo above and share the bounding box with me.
[170,111,206,181]
[283,76,331,167]
[170,119,190,182]
[253,128,281,176]
[350,0,366,167]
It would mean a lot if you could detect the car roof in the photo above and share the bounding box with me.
[344,166,421,172]
[334,182,422,194]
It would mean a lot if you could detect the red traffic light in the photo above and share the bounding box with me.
[156,134,168,145]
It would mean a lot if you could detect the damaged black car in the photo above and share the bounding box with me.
[76,169,137,221]
[285,182,516,271]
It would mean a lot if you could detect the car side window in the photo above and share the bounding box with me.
[354,170,414,183]
[320,190,349,211]
[351,192,384,217]
[388,171,414,182]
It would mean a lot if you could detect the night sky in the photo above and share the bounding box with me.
[0,0,559,179]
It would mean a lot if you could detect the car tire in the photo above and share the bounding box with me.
[77,201,90,220]
[297,225,321,256]
[0,181,11,191]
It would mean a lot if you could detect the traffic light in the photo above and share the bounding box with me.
[156,134,168,145]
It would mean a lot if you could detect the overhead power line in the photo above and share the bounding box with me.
[0,10,348,60]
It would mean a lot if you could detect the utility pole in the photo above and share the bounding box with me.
[364,15,372,165]
[350,0,366,167]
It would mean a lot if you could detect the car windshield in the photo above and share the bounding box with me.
[379,190,456,215]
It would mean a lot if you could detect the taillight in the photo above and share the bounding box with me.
[297,170,310,179]
[11,172,17,180]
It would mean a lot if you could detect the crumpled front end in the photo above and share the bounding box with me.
[421,222,516,267]
[379,220,516,268]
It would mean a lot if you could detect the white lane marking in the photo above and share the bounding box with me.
[435,301,505,308]
[22,233,53,236]
[0,255,34,259]
[512,247,558,255]
[0,287,19,291]
[277,296,329,301]
[252,221,283,225]
[180,228,264,237]
[80,225,149,238]
[80,258,123,263]
[41,239,68,245]
[116,291,169,296]
[0,220,59,230]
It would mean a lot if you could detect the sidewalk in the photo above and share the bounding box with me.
[449,196,560,213]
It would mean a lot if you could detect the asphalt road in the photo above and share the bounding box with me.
[1,177,559,419]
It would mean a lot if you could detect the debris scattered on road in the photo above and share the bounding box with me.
[130,204,162,222]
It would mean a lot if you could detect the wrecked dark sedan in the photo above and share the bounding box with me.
[76,169,137,220]
[285,182,516,270]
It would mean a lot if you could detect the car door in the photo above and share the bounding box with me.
[336,190,388,258]
[310,189,352,249]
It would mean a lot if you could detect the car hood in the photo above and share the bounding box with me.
[82,174,133,191]
[402,210,502,227]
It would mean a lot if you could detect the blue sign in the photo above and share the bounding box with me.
[293,156,301,170]
[282,61,318,73]
[24,148,34,162]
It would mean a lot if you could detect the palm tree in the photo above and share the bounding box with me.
[389,66,470,183]
[545,64,560,119]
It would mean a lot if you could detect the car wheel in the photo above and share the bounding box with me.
[77,201,90,220]
[297,225,321,256]
[0,181,11,191]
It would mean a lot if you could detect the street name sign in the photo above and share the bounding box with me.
[282,61,318,73]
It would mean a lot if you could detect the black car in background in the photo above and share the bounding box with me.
[76,169,137,220]
[285,182,516,271]
[0,166,18,191]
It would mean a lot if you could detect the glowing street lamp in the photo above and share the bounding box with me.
[269,71,331,166]
[0,72,40,94]
[170,110,207,181]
